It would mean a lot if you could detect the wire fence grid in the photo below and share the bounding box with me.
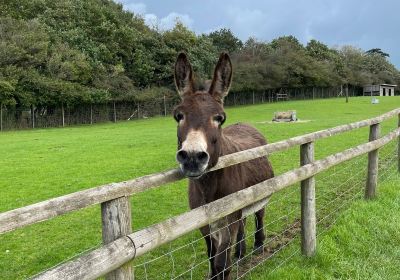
[128,138,398,280]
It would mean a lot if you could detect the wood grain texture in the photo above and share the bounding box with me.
[34,237,135,280]
[300,142,316,256]
[365,123,380,199]
[101,197,133,280]
[0,169,183,234]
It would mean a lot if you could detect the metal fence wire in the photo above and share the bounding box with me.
[131,140,398,280]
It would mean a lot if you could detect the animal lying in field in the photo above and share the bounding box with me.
[173,52,274,279]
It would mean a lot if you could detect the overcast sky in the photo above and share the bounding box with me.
[118,0,400,68]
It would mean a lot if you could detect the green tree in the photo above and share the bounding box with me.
[47,43,93,84]
[207,28,243,53]
[0,17,49,69]
[0,80,15,105]
[270,35,304,51]
[306,39,333,61]
[365,48,389,57]
[1,0,399,108]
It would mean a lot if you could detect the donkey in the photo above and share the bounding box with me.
[173,52,274,279]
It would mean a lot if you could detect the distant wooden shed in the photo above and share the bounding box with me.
[363,84,397,96]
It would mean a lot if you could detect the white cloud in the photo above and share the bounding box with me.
[118,1,147,14]
[143,13,158,28]
[126,2,147,14]
[225,7,267,40]
[159,12,194,30]
[119,1,193,31]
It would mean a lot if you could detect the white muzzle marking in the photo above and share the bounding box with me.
[178,129,209,175]
[181,129,208,152]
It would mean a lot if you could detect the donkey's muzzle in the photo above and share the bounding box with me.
[176,150,209,178]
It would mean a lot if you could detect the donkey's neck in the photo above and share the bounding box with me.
[219,132,242,156]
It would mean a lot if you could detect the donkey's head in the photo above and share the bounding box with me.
[173,52,232,178]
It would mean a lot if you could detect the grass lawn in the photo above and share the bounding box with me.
[0,96,399,279]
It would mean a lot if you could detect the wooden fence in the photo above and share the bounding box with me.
[0,108,400,280]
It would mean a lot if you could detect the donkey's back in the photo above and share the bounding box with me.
[222,123,274,188]
[223,123,267,150]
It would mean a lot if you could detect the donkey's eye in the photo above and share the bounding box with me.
[213,114,225,125]
[174,112,184,122]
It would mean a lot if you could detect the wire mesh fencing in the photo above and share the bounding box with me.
[0,98,176,130]
[130,139,398,279]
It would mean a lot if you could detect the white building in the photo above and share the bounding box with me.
[363,84,397,96]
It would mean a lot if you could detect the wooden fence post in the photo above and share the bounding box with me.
[31,105,35,129]
[397,114,400,172]
[90,104,93,125]
[300,142,316,257]
[101,196,133,280]
[163,94,167,116]
[365,123,380,199]
[61,103,65,127]
[398,113,400,172]
[0,103,3,131]
[113,102,117,123]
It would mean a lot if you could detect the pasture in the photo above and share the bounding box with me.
[0,97,400,279]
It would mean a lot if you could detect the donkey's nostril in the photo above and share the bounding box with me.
[177,150,209,167]
[196,151,209,163]
[177,150,189,163]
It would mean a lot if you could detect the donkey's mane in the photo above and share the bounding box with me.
[197,79,212,92]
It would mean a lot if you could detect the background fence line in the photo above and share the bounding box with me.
[0,85,362,131]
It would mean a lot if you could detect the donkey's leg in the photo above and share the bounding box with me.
[200,226,217,278]
[254,208,266,252]
[205,236,218,278]
[235,217,246,259]
[214,223,238,280]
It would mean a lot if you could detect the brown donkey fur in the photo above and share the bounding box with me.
[173,52,274,279]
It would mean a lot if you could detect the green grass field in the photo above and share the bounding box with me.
[0,97,399,279]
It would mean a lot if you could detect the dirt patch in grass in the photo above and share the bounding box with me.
[257,120,312,124]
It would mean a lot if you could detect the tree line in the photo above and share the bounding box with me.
[0,0,399,110]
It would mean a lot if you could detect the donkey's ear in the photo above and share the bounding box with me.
[174,52,194,98]
[209,52,232,103]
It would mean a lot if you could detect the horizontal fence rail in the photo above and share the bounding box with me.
[33,126,400,280]
[1,108,400,234]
